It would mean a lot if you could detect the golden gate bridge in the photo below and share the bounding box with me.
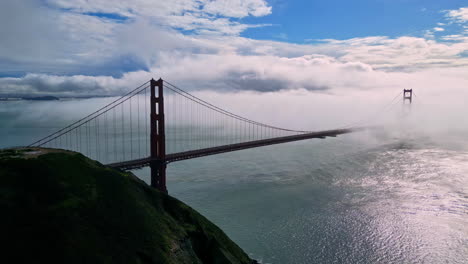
[29,78,411,193]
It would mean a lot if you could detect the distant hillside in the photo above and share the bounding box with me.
[22,96,60,101]
[0,96,59,101]
[0,148,256,264]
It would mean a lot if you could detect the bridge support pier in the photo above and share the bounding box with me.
[150,78,167,193]
[150,160,167,193]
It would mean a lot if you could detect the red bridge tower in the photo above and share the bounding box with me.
[150,78,167,193]
[403,89,412,104]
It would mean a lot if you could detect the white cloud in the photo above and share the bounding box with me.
[433,27,445,32]
[2,40,468,97]
[274,33,288,40]
[45,0,272,35]
[0,71,152,96]
[2,30,468,95]
[311,36,468,71]
[0,0,274,74]
[446,7,468,23]
[424,29,435,39]
[46,0,272,18]
[441,35,468,42]
[46,0,201,17]
[203,0,271,18]
[0,0,131,74]
[0,0,467,110]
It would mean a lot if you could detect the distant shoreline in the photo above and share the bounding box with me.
[0,95,114,101]
[0,96,59,101]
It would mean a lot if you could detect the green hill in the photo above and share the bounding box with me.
[0,148,256,264]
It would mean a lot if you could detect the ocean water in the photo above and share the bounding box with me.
[1,99,467,263]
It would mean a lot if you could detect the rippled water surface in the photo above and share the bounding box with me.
[158,137,468,264]
[2,100,467,263]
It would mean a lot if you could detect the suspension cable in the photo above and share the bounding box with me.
[29,81,150,147]
[164,80,311,133]
[30,84,150,147]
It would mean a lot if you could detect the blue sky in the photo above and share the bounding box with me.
[77,0,467,43]
[241,0,467,42]
[0,0,466,96]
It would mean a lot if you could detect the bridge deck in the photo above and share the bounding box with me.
[107,128,359,170]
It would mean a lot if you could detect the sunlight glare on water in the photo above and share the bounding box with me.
[151,134,468,264]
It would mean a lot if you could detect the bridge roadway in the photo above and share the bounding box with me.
[107,128,362,170]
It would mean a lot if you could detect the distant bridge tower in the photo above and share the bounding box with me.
[150,78,167,193]
[403,89,412,104]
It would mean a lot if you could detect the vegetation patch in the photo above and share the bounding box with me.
[0,148,256,264]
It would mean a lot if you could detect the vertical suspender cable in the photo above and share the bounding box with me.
[137,91,141,158]
[130,96,133,160]
[113,107,116,162]
[105,111,108,164]
[145,87,148,157]
[121,104,124,162]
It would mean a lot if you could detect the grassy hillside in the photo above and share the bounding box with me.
[0,148,256,264]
